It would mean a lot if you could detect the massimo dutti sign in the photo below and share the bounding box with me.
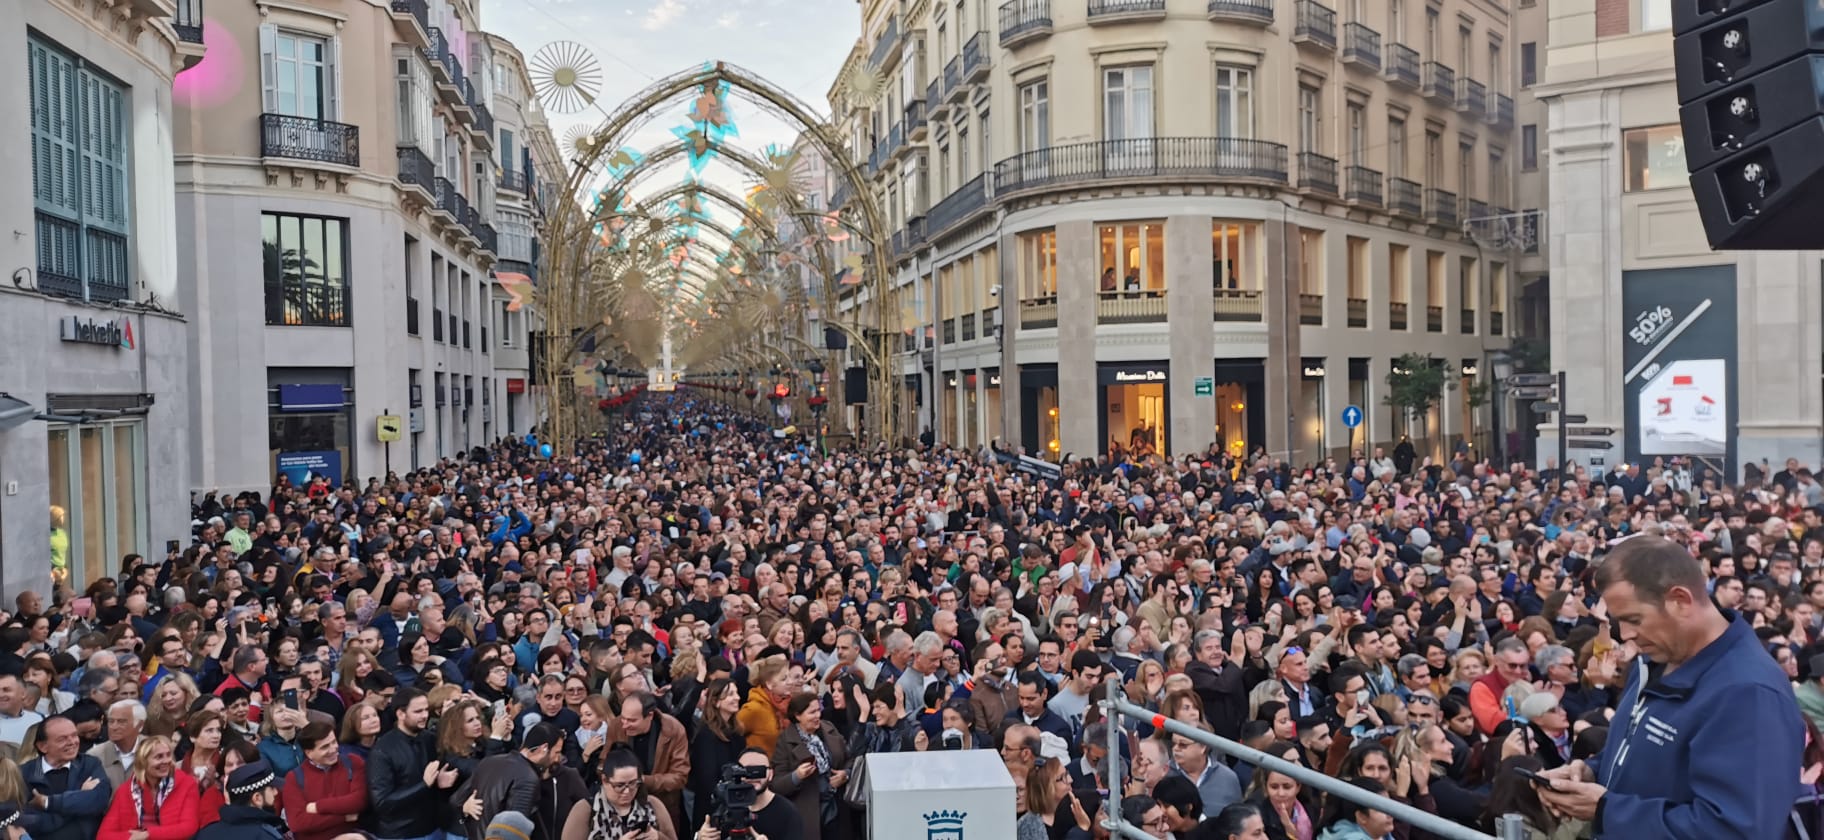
[59,316,135,350]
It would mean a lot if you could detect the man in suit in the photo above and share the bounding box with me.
[84,700,142,788]
[1277,647,1327,720]
[20,716,112,840]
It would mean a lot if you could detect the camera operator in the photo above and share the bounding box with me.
[693,749,801,840]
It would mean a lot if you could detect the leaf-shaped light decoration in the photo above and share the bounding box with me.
[822,212,850,243]
[604,146,644,179]
[530,41,603,114]
[672,125,720,172]
[687,80,737,136]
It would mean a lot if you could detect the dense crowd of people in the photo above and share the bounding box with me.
[0,393,1816,840]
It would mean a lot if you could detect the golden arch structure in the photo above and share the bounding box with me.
[527,60,900,454]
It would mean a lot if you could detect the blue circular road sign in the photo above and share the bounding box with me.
[1342,405,1363,428]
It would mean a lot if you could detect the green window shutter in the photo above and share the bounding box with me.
[79,69,128,234]
[28,40,81,217]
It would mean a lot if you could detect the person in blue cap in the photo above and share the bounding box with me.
[193,760,288,840]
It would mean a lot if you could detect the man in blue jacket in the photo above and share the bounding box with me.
[1538,535,1802,839]
[19,715,112,840]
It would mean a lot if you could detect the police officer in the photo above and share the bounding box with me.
[194,761,291,840]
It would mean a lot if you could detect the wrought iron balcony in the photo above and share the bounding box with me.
[963,32,991,83]
[1294,0,1337,51]
[869,15,901,68]
[433,176,461,220]
[1207,0,1274,25]
[424,27,453,84]
[944,56,963,102]
[1490,93,1515,129]
[472,101,495,145]
[1088,0,1167,22]
[499,169,529,194]
[1299,293,1324,325]
[1347,298,1368,327]
[1342,22,1381,71]
[926,77,948,121]
[927,174,993,238]
[1456,77,1486,119]
[1424,188,1458,227]
[905,99,929,142]
[34,213,128,302]
[388,0,430,47]
[406,296,420,335]
[476,222,498,254]
[1389,301,1408,330]
[882,121,904,163]
[999,0,1054,46]
[1389,177,1422,217]
[397,145,435,193]
[1460,197,1490,227]
[1298,151,1338,196]
[174,0,204,43]
[1422,61,1456,103]
[1386,44,1420,89]
[261,113,359,167]
[1345,165,1383,207]
[995,137,1289,196]
[265,279,349,327]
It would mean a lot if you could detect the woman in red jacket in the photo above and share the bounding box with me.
[279,720,368,840]
[98,734,201,840]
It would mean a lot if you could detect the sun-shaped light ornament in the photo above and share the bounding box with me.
[843,65,886,108]
[529,41,603,115]
[563,125,600,163]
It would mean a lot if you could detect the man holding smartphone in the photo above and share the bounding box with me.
[1535,536,1801,838]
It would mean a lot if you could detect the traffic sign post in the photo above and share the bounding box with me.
[377,410,403,477]
[1342,405,1363,458]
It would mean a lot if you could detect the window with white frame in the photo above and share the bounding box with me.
[395,50,434,150]
[1347,103,1367,166]
[1215,66,1253,138]
[1298,84,1322,153]
[29,36,131,302]
[1018,79,1049,152]
[1102,66,1154,141]
[262,25,340,120]
[1389,116,1407,177]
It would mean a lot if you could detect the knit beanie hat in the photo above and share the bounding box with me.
[487,811,535,840]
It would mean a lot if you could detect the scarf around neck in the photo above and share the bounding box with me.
[588,786,659,840]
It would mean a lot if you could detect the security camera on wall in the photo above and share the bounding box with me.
[988,284,1001,297]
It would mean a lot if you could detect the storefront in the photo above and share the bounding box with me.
[1099,363,1170,457]
[1297,359,1328,464]
[1348,358,1372,450]
[267,371,353,488]
[981,369,1002,448]
[1018,365,1060,460]
[1212,360,1267,460]
[45,399,150,590]
[506,377,525,437]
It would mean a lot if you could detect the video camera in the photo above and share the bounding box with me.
[711,762,767,836]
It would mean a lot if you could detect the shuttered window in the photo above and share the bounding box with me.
[29,36,130,302]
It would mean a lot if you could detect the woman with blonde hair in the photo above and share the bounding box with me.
[144,672,199,738]
[1248,678,1288,720]
[332,649,379,706]
[1124,659,1167,712]
[736,654,792,754]
[97,735,200,840]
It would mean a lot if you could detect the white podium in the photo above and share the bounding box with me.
[858,749,1017,840]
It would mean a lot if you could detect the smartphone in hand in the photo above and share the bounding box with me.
[1512,766,1555,789]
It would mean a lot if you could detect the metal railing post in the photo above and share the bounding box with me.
[1102,696,1501,840]
[1495,813,1526,840]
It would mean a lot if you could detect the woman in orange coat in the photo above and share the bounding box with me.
[98,735,201,840]
[736,654,793,754]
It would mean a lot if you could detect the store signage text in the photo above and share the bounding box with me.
[1114,370,1167,382]
[59,316,135,350]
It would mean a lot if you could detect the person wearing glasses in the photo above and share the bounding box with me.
[1469,637,1533,735]
[1119,795,1174,840]
[562,748,677,840]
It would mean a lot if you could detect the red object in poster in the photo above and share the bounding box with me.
[1656,397,1673,416]
[1672,374,1694,386]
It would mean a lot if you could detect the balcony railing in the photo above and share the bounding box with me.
[1389,301,1408,330]
[1347,297,1368,327]
[963,32,992,83]
[389,0,430,44]
[1422,61,1456,102]
[174,0,204,43]
[1098,291,1169,324]
[1491,93,1515,128]
[1389,177,1422,217]
[1207,0,1274,24]
[265,280,349,327]
[1386,44,1420,89]
[34,213,129,302]
[476,222,498,254]
[1460,308,1476,334]
[869,15,901,68]
[433,308,445,341]
[1088,0,1167,20]
[406,296,420,335]
[996,137,1288,195]
[1426,305,1443,332]
[1461,197,1490,226]
[1456,77,1486,118]
[472,100,495,143]
[1424,188,1458,227]
[927,173,994,237]
[261,113,359,167]
[1342,22,1381,70]
[1021,297,1059,329]
[499,169,529,193]
[1000,0,1054,46]
[424,27,452,83]
[926,77,948,120]
[397,145,435,192]
[1345,165,1383,206]
[944,56,962,100]
[905,99,929,140]
[1299,293,1324,325]
[434,176,463,221]
[1294,0,1337,50]
[892,215,929,258]
[1213,289,1264,322]
[1298,151,1338,195]
[1491,310,1505,335]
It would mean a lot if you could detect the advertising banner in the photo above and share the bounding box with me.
[1621,266,1737,475]
[276,450,343,487]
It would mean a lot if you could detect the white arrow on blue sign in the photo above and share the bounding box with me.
[1342,405,1363,428]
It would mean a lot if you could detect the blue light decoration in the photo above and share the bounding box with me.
[672,124,720,174]
[687,76,738,143]
[604,146,644,180]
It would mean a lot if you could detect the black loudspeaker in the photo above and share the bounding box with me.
[1674,0,1824,248]
[824,326,848,350]
[844,367,868,404]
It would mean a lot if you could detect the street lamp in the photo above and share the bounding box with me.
[1489,349,1514,467]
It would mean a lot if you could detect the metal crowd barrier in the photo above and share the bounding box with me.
[1098,681,1523,840]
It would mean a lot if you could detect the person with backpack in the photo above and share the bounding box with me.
[279,720,369,840]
